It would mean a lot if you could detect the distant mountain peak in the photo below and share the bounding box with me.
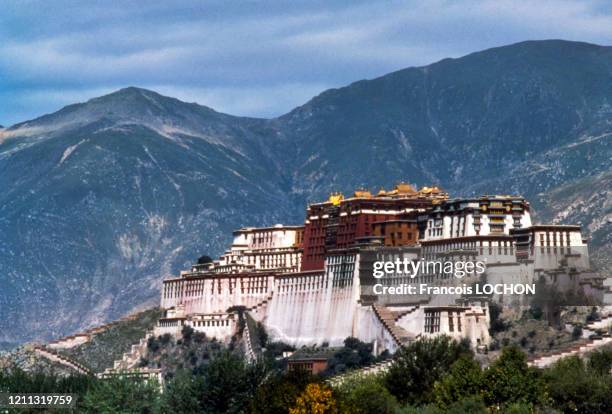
[7,86,231,141]
[90,86,175,107]
[112,86,156,95]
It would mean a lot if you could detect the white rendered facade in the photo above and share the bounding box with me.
[423,196,531,241]
[193,224,303,274]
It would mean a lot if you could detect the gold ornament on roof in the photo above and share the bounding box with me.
[328,192,344,206]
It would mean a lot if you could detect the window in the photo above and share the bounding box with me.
[424,311,441,333]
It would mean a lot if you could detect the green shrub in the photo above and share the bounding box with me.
[433,355,483,408]
[482,346,546,408]
[588,347,612,376]
[489,302,509,334]
[544,355,612,414]
[384,335,471,405]
[82,375,160,413]
[334,374,398,414]
[250,367,316,414]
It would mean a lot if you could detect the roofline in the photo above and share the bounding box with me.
[510,225,582,233]
[233,225,304,234]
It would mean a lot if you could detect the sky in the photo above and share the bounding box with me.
[1,0,612,126]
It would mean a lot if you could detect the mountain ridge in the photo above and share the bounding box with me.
[1,39,610,347]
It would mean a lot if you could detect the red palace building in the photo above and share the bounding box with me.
[300,183,448,271]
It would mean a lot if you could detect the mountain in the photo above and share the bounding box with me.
[278,40,612,199]
[1,40,611,346]
[0,88,297,345]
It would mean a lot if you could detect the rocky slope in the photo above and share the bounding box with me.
[1,40,610,346]
[533,172,612,275]
[0,88,297,345]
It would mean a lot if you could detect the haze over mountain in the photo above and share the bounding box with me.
[1,40,611,348]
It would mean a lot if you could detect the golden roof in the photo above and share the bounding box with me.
[353,189,372,198]
[395,182,417,194]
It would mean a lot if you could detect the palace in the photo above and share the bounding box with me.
[155,183,608,355]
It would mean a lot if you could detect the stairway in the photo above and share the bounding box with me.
[528,333,612,368]
[112,330,155,370]
[372,304,414,346]
[243,312,261,363]
[393,305,420,322]
[585,312,612,332]
[247,295,273,313]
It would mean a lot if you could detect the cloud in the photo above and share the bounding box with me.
[1,0,611,126]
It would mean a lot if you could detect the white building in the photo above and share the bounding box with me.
[423,196,531,240]
[192,224,303,274]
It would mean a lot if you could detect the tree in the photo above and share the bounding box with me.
[255,322,268,348]
[0,367,94,411]
[334,374,398,414]
[322,337,376,376]
[82,375,160,413]
[572,325,583,340]
[197,255,213,264]
[199,350,268,414]
[444,396,487,414]
[482,346,545,408]
[544,355,612,414]
[250,367,314,414]
[395,396,487,414]
[289,383,337,414]
[489,302,509,333]
[588,347,612,376]
[159,369,204,413]
[181,325,194,343]
[384,335,471,404]
[433,355,483,408]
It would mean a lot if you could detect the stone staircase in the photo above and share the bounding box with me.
[528,333,612,368]
[372,304,414,346]
[243,312,262,363]
[393,305,420,322]
[247,295,274,313]
[33,345,92,375]
[585,311,612,332]
[112,330,155,370]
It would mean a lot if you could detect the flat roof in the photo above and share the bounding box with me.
[234,224,304,233]
[510,225,581,233]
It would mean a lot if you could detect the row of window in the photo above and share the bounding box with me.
[191,319,232,327]
[424,311,463,333]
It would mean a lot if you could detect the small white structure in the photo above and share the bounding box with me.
[193,225,303,274]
